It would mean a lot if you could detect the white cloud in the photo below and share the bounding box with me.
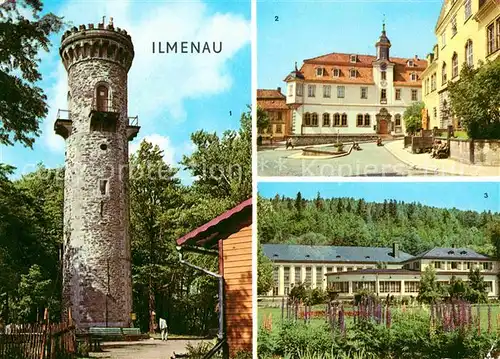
[130,134,175,165]
[42,0,250,152]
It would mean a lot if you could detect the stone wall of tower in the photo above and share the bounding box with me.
[60,25,134,329]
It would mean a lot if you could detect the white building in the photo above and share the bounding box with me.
[284,24,427,137]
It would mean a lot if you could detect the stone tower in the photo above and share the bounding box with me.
[55,19,140,329]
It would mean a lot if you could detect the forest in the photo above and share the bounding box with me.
[257,192,500,257]
[0,111,251,334]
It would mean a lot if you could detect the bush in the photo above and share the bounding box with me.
[353,289,376,305]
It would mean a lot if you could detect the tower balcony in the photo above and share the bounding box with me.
[127,116,140,141]
[55,109,73,139]
[89,97,120,132]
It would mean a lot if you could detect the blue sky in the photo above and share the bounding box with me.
[258,182,500,213]
[257,0,442,89]
[1,0,251,182]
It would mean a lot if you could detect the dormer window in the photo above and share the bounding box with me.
[333,68,340,77]
[410,72,417,81]
[349,69,357,78]
[316,67,324,76]
[408,60,414,67]
[350,54,357,63]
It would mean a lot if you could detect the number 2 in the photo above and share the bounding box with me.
[275,16,279,21]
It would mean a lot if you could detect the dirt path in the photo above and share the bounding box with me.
[89,339,210,359]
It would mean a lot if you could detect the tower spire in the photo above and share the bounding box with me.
[382,14,386,33]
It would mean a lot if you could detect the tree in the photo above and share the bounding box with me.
[181,108,251,205]
[294,192,304,217]
[257,105,270,134]
[448,59,500,139]
[130,140,184,333]
[257,241,273,295]
[289,283,307,302]
[0,0,64,147]
[466,267,488,303]
[447,275,467,300]
[417,266,442,304]
[403,101,425,135]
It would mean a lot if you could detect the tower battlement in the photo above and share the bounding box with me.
[60,22,134,71]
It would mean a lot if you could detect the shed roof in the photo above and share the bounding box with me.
[176,198,252,248]
[262,244,413,263]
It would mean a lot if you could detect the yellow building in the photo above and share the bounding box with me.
[421,0,500,130]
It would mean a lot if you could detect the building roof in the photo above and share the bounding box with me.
[176,198,252,248]
[257,89,289,110]
[407,247,491,261]
[284,52,426,86]
[262,244,413,263]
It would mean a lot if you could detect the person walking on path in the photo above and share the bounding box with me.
[159,317,168,341]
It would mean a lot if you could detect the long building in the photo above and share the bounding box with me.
[421,0,500,130]
[262,244,499,299]
[284,24,426,138]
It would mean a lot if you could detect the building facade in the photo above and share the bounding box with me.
[55,20,140,328]
[257,88,292,141]
[421,0,500,130]
[284,24,426,137]
[262,243,412,297]
[328,247,498,299]
[262,244,499,300]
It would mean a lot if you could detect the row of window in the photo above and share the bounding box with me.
[487,17,500,56]
[441,0,472,48]
[432,261,494,271]
[425,40,473,95]
[316,67,359,78]
[329,281,420,294]
[294,84,418,101]
[304,112,402,128]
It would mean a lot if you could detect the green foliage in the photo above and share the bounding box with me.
[466,268,488,304]
[257,193,498,257]
[258,239,274,295]
[448,59,500,139]
[418,266,442,304]
[0,0,64,147]
[403,102,425,135]
[185,341,219,359]
[447,276,467,300]
[257,105,270,133]
[289,283,307,302]
[259,308,496,359]
[181,109,251,205]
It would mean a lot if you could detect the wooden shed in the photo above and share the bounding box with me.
[176,198,252,357]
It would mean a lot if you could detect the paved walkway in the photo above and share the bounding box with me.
[257,142,443,177]
[89,339,209,359]
[385,140,500,176]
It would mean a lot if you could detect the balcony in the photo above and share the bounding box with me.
[89,97,120,132]
[127,116,140,141]
[54,109,73,139]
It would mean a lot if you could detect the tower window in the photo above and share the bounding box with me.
[96,84,110,112]
[100,143,108,151]
[99,180,108,195]
[381,71,386,80]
